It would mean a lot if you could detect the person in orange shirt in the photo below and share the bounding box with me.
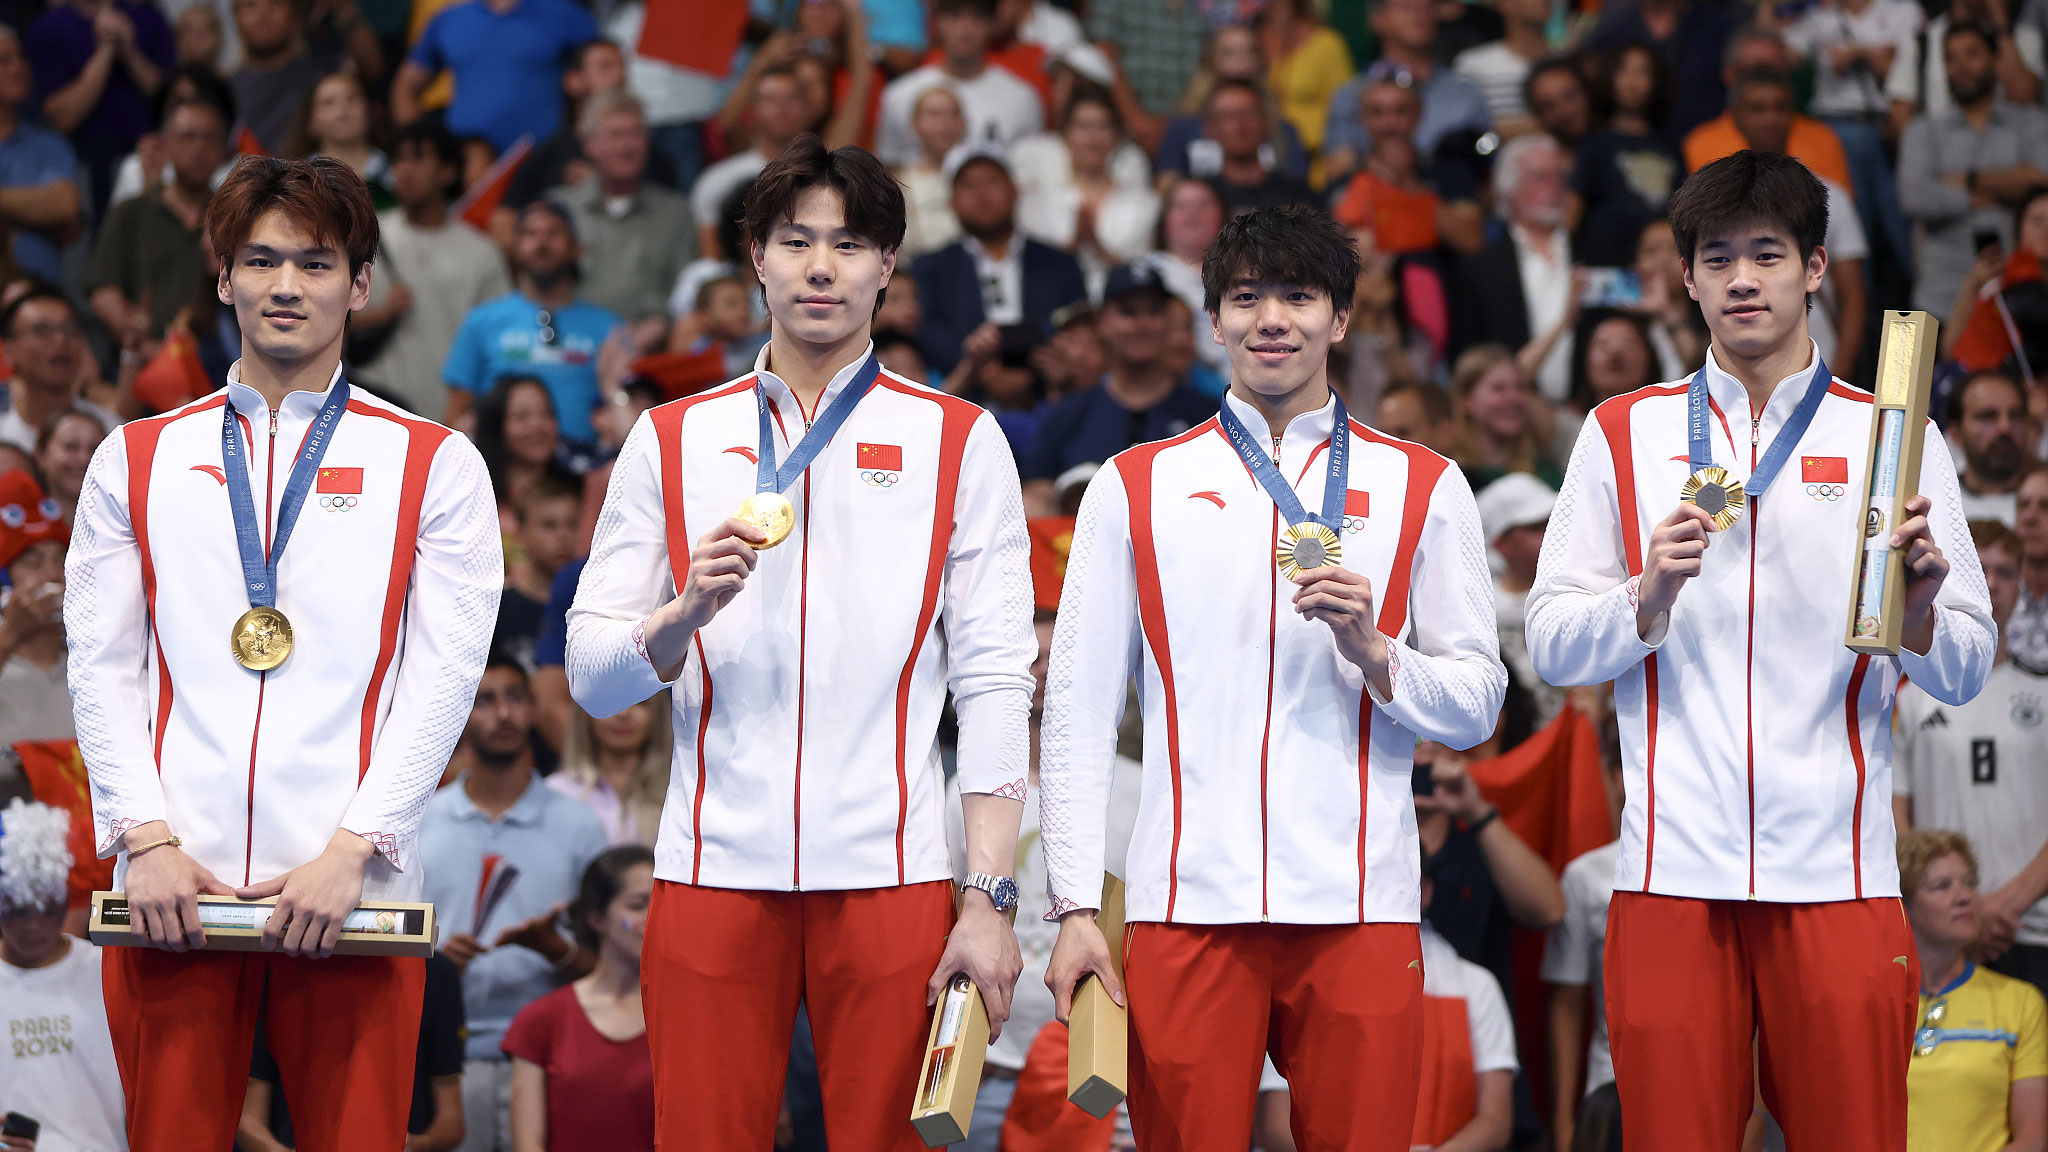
[1331,68,1483,255]
[1682,28,1852,192]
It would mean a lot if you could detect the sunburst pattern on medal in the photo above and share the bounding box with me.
[1276,523,1343,579]
[1680,466,1746,531]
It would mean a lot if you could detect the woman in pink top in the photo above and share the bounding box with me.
[503,846,657,1152]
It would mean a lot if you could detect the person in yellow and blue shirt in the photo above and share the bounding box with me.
[1901,828,2048,1152]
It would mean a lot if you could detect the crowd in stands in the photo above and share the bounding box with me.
[1,0,2048,1148]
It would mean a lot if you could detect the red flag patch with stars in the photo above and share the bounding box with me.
[857,443,902,472]
[317,467,363,494]
[1801,456,1847,484]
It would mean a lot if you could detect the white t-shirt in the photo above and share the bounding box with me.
[1811,177,1870,368]
[1787,0,1926,117]
[357,211,512,419]
[1453,41,1535,127]
[0,394,117,454]
[876,64,1045,168]
[0,942,127,1152]
[1895,659,2048,945]
[1541,839,1620,1095]
[0,646,74,749]
[1886,16,2046,117]
[1956,486,2019,526]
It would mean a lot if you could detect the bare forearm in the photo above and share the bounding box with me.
[1433,1071,1514,1152]
[1478,820,1565,930]
[117,43,163,96]
[44,47,117,133]
[1998,45,2042,103]
[1547,986,1587,1136]
[960,791,1024,879]
[0,182,80,232]
[391,63,429,125]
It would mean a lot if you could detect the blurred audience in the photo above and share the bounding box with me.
[1259,0,1353,186]
[548,698,671,848]
[1156,24,1308,184]
[394,0,598,152]
[28,0,174,220]
[2014,465,2048,668]
[1016,82,1160,291]
[550,89,695,326]
[1585,0,1740,144]
[1454,0,1553,136]
[1453,133,1577,401]
[1948,371,2031,524]
[0,285,116,453]
[34,407,108,526]
[877,0,1042,167]
[285,69,391,203]
[0,27,82,283]
[1683,28,1852,190]
[1324,0,1493,187]
[1197,79,1317,214]
[1544,710,1625,1152]
[228,0,336,157]
[1573,44,1681,268]
[88,90,224,341]
[0,469,71,748]
[896,84,968,259]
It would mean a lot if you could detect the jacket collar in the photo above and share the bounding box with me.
[751,340,878,428]
[1697,338,1824,445]
[1221,387,1341,468]
[224,360,346,423]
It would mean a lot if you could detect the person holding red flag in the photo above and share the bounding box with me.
[565,134,1037,1150]
[1527,149,1997,1150]
[67,155,502,1151]
[1039,204,1506,1151]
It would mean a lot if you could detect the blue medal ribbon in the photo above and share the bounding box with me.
[1217,392,1349,530]
[755,354,881,494]
[221,380,350,609]
[1688,355,1830,501]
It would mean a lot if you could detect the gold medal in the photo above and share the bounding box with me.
[1680,466,1746,531]
[734,492,795,548]
[230,606,294,671]
[1276,523,1342,579]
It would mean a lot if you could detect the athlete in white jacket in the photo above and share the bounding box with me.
[69,158,500,1152]
[565,138,1036,1151]
[1040,211,1507,1152]
[1526,152,1996,1152]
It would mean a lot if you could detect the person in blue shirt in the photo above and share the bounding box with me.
[445,201,620,453]
[392,0,600,154]
[0,28,81,282]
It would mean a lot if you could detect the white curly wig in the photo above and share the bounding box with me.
[0,798,72,912]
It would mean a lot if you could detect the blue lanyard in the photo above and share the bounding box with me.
[755,355,880,494]
[1688,356,1829,500]
[221,381,349,609]
[1217,392,1349,530]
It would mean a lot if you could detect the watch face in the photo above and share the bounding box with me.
[993,877,1019,911]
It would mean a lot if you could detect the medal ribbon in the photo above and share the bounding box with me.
[755,354,881,494]
[221,379,350,609]
[1687,355,1829,500]
[1217,391,1349,530]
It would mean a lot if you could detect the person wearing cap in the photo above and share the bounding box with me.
[0,799,127,1152]
[1019,260,1217,518]
[0,470,72,752]
[877,0,1045,168]
[1041,205,1505,1150]
[913,142,1086,377]
[1475,471,1563,728]
[443,200,624,453]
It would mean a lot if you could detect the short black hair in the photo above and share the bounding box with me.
[1730,64,1795,98]
[933,0,997,16]
[568,845,655,952]
[1522,55,1587,110]
[0,280,74,337]
[1667,149,1828,267]
[392,121,465,201]
[1205,77,1265,115]
[1061,80,1122,136]
[564,36,620,73]
[1200,204,1359,315]
[1944,20,1999,56]
[155,63,236,131]
[743,134,906,253]
[1947,369,2025,426]
[1598,42,1675,127]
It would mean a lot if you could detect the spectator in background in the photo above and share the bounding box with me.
[1323,0,1492,188]
[1786,0,1922,274]
[285,70,391,205]
[1627,217,1707,378]
[669,274,764,383]
[104,64,235,210]
[474,374,573,529]
[549,698,671,848]
[28,0,173,220]
[876,0,1043,167]
[1156,24,1308,185]
[88,94,224,342]
[1016,83,1160,293]
[1569,311,1661,414]
[1453,0,1553,138]
[1475,472,1562,728]
[1453,133,1578,402]
[1332,67,1486,255]
[0,28,82,284]
[2011,465,2048,668]
[497,40,679,232]
[1888,0,2043,128]
[1376,380,1461,458]
[1725,66,1869,379]
[1949,372,2031,524]
[227,0,337,157]
[1027,299,1107,402]
[1899,24,2048,316]
[35,408,109,526]
[1584,0,1739,145]
[1544,708,1625,1152]
[0,286,116,454]
[1947,186,2048,378]
[1147,176,1228,374]
[1085,0,1209,138]
[1524,57,1596,153]
[1451,342,1560,491]
[913,146,1085,376]
[0,800,126,1152]
[1896,521,2048,1004]
[1573,44,1681,269]
[0,470,72,750]
[693,67,810,261]
[1331,231,1439,413]
[550,90,695,327]
[713,1,874,159]
[1196,80,1317,215]
[498,471,581,673]
[1683,29,1853,191]
[171,1,226,69]
[354,122,513,419]
[1259,0,1353,186]
[393,0,600,153]
[1897,829,2048,1152]
[897,85,968,259]
[445,202,622,453]
[421,659,610,1152]
[1019,261,1214,516]
[503,846,657,1152]
[1413,852,1519,1152]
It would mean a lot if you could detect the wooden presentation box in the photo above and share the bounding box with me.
[1844,310,1938,656]
[1069,874,1129,1118]
[911,973,993,1147]
[88,891,437,958]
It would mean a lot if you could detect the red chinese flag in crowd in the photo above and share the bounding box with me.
[1467,702,1612,873]
[1027,516,1077,611]
[15,740,116,908]
[638,0,746,73]
[317,467,363,494]
[235,125,266,156]
[454,135,534,231]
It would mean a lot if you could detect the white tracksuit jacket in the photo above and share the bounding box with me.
[1039,393,1507,925]
[565,346,1037,893]
[68,365,503,900]
[1526,345,1996,902]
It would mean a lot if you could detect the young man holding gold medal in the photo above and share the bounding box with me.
[1038,205,1507,1151]
[66,156,504,1150]
[1527,149,1998,1150]
[565,134,1037,1150]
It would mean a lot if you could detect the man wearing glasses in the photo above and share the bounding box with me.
[0,283,116,453]
[443,200,621,453]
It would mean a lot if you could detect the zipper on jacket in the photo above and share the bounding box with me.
[1259,435,1283,923]
[1745,417,1759,900]
[791,470,812,891]
[244,408,278,886]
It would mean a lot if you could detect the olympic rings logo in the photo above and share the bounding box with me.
[1342,516,1366,534]
[861,470,899,488]
[319,495,359,510]
[1806,484,1845,501]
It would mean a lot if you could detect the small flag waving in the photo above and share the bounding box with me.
[454,135,534,231]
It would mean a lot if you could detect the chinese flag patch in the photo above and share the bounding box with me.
[857,443,902,472]
[317,466,363,494]
[1801,456,1848,484]
[1345,490,1370,518]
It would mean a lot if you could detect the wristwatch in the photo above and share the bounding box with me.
[964,872,1020,915]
